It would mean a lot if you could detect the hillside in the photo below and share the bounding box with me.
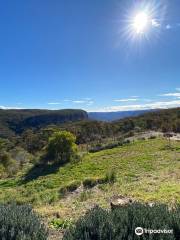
[0,108,179,154]
[114,107,180,132]
[55,108,180,145]
[0,109,88,138]
[0,137,179,222]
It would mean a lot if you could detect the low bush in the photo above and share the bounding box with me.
[50,218,73,230]
[124,131,134,137]
[63,203,180,240]
[83,178,100,188]
[138,137,146,141]
[60,181,81,195]
[79,191,91,202]
[89,141,124,153]
[149,135,157,139]
[83,171,116,189]
[123,139,131,144]
[104,169,117,184]
[0,203,48,240]
[82,177,106,188]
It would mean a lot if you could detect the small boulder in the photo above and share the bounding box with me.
[110,195,133,209]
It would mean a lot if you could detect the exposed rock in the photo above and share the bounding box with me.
[110,195,133,209]
[148,202,155,207]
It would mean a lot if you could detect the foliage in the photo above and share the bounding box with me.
[59,180,81,196]
[46,131,78,164]
[0,109,88,138]
[0,108,179,154]
[79,191,92,202]
[0,151,12,168]
[50,218,73,230]
[0,146,32,178]
[82,171,116,188]
[89,141,123,153]
[0,138,179,214]
[83,177,104,188]
[0,151,18,177]
[63,203,180,240]
[118,108,180,133]
[104,169,117,184]
[0,203,48,239]
[88,139,131,153]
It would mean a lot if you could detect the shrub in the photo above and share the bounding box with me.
[83,178,99,188]
[83,177,105,188]
[125,131,134,137]
[138,137,146,141]
[104,169,117,184]
[10,147,31,166]
[60,181,81,196]
[149,135,157,139]
[123,139,131,144]
[89,141,123,153]
[0,151,12,168]
[0,151,18,177]
[79,191,91,202]
[63,203,180,240]
[50,218,73,230]
[46,131,78,165]
[0,203,48,239]
[83,172,116,189]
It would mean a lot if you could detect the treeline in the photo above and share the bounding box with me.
[63,108,180,144]
[0,108,179,154]
[0,109,88,138]
[115,107,180,133]
[0,108,179,177]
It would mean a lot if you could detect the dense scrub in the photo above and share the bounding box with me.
[114,107,180,133]
[0,108,179,155]
[0,203,48,239]
[0,138,32,177]
[89,139,130,153]
[63,203,180,240]
[0,109,88,138]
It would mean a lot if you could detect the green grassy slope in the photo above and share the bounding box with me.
[0,138,179,220]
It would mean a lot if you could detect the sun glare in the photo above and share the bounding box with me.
[120,1,167,46]
[133,12,149,34]
[133,12,148,34]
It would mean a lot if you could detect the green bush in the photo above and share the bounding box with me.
[104,169,116,184]
[60,181,81,196]
[83,172,116,189]
[0,203,48,240]
[149,135,157,139]
[83,178,98,188]
[83,177,105,188]
[79,191,91,202]
[63,203,180,240]
[50,218,73,230]
[0,151,18,177]
[46,131,78,164]
[89,141,123,153]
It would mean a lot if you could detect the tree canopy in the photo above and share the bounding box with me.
[46,131,78,164]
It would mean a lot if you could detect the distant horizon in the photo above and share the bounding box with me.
[0,105,179,113]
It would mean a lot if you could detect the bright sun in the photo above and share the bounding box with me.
[133,12,149,34]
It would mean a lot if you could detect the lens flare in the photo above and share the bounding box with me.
[133,12,149,34]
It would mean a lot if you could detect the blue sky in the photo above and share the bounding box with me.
[0,0,180,112]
